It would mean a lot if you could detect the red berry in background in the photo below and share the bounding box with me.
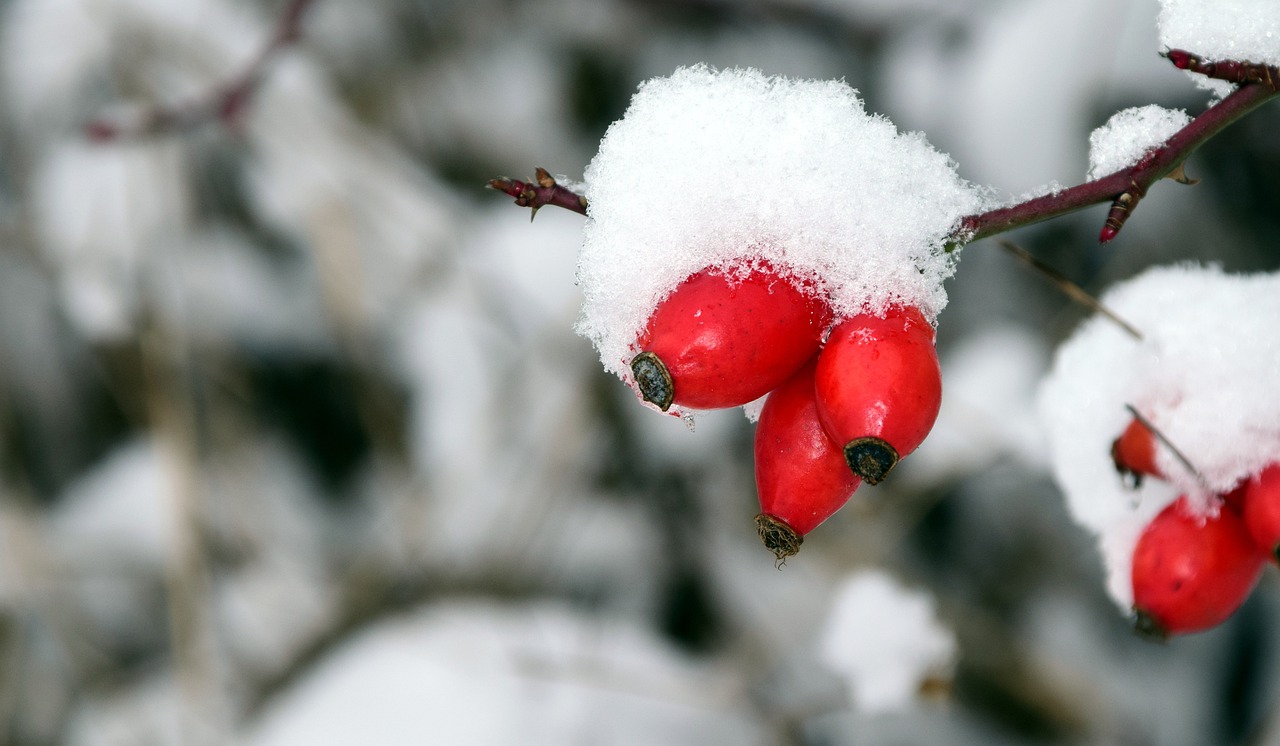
[754,359,861,561]
[812,306,941,485]
[1131,496,1266,640]
[630,264,830,412]
[1242,463,1280,561]
[1111,417,1162,487]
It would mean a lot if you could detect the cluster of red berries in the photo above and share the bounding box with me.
[629,262,942,559]
[1113,418,1280,639]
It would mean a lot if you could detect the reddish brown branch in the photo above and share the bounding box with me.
[488,167,589,219]
[1165,49,1279,90]
[491,53,1278,244]
[958,56,1279,245]
[84,0,317,142]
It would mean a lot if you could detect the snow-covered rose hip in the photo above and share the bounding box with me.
[754,359,861,560]
[630,264,829,411]
[1242,464,1280,560]
[813,306,941,485]
[1131,495,1266,640]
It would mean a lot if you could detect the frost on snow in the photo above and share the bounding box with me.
[818,570,956,714]
[576,65,991,387]
[1037,265,1280,608]
[1086,106,1191,181]
[1158,0,1280,94]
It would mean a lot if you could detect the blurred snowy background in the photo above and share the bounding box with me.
[1,0,1279,744]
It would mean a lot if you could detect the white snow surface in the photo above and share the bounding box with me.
[244,601,757,745]
[1087,106,1191,181]
[1038,265,1280,608]
[578,66,991,385]
[818,570,956,714]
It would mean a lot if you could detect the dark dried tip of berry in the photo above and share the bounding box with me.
[844,437,899,485]
[630,351,674,411]
[1132,608,1169,643]
[1272,546,1280,566]
[755,513,802,565]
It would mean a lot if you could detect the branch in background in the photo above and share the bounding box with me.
[84,0,317,142]
[958,52,1279,245]
[488,168,589,219]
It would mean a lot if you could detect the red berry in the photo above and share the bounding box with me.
[812,306,941,485]
[754,358,861,561]
[1131,496,1266,640]
[630,265,829,412]
[1111,417,1163,487]
[1242,463,1280,560]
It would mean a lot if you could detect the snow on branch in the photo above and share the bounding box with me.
[492,52,1279,248]
[83,0,317,141]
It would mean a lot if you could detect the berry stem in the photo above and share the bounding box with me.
[83,0,317,141]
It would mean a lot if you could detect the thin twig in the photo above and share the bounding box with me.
[84,0,318,141]
[997,241,1143,340]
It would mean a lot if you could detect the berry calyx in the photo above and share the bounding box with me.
[630,264,829,412]
[1111,416,1162,487]
[754,359,861,561]
[1242,463,1280,561]
[1130,496,1266,640]
[813,306,941,485]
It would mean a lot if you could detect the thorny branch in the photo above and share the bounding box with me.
[491,50,1280,246]
[84,0,317,141]
[488,168,590,219]
[958,55,1278,245]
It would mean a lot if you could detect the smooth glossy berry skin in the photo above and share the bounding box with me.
[754,359,861,560]
[1111,417,1162,487]
[1242,463,1280,560]
[1131,496,1266,639]
[813,306,940,485]
[631,265,829,412]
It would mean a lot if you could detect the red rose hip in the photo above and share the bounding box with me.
[1111,416,1163,487]
[754,359,861,561]
[630,264,829,412]
[813,306,941,485]
[1131,495,1266,640]
[1242,463,1280,560]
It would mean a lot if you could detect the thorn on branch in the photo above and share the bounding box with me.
[1164,49,1279,91]
[487,167,589,220]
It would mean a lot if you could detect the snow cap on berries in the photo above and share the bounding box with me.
[1158,0,1280,94]
[1038,265,1280,608]
[1086,106,1191,181]
[576,66,991,386]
